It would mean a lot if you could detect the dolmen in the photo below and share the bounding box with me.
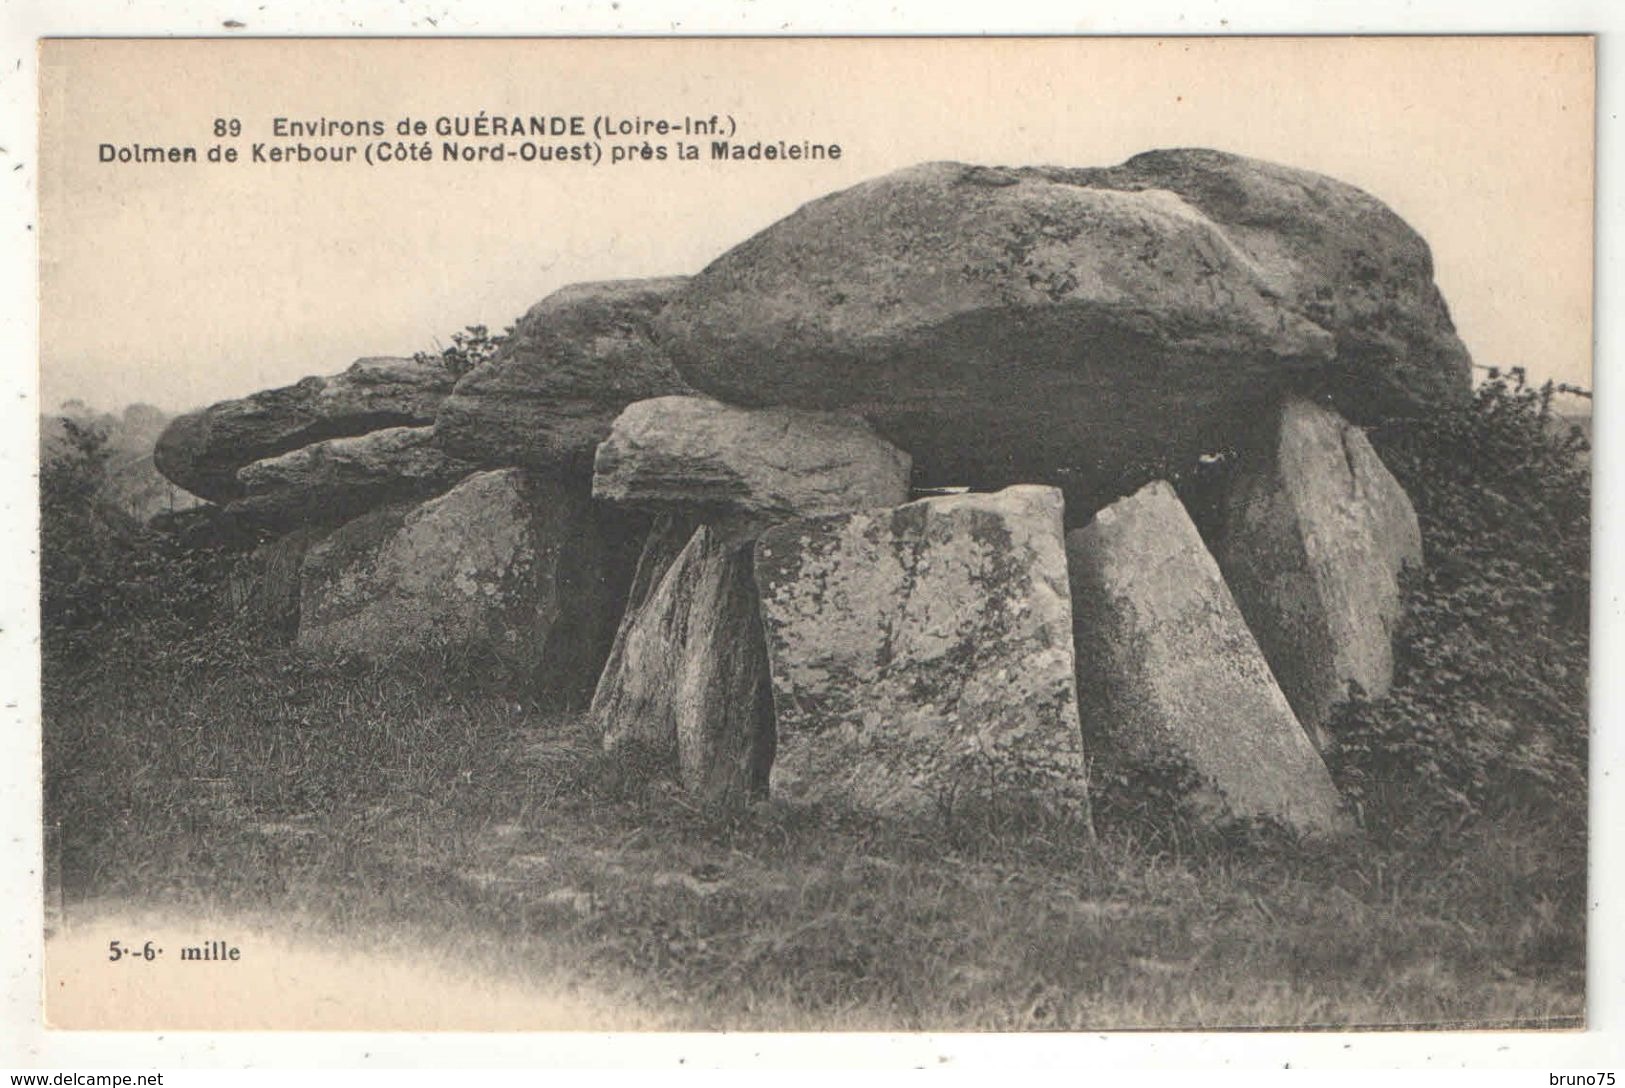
[154,148,1461,836]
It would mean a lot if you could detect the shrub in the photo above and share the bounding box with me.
[39,415,249,681]
[40,416,124,655]
[1326,370,1590,833]
[414,324,508,378]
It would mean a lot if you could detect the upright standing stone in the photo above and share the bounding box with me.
[1208,396,1423,747]
[297,468,615,699]
[615,514,700,633]
[753,486,1090,822]
[591,516,705,758]
[589,398,911,801]
[591,525,775,802]
[1066,481,1349,836]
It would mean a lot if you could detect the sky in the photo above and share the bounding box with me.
[38,36,1595,414]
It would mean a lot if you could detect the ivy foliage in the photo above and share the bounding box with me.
[1326,370,1590,831]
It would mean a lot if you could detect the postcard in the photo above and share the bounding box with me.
[31,35,1594,1036]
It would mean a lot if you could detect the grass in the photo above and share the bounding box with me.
[41,632,1586,1032]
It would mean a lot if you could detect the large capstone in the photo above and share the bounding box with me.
[433,278,694,473]
[590,524,775,803]
[655,152,1471,511]
[155,356,459,503]
[229,426,476,531]
[592,396,912,539]
[1065,481,1350,836]
[753,485,1091,822]
[1205,396,1423,747]
[297,468,617,698]
[1054,148,1473,418]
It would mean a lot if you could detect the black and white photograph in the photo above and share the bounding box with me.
[15,30,1601,1052]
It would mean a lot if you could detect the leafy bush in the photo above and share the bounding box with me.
[414,324,508,378]
[1326,370,1590,833]
[40,416,121,649]
[40,416,248,680]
